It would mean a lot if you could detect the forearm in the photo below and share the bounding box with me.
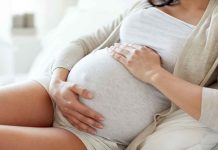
[49,68,70,103]
[149,67,203,120]
[52,43,85,72]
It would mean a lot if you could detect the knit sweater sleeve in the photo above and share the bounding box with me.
[51,17,122,71]
[200,81,218,132]
[51,15,123,71]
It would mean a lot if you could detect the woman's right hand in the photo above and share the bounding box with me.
[49,69,104,134]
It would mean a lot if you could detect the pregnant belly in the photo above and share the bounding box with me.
[67,48,170,145]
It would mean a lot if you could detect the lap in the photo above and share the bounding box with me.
[0,125,86,150]
[0,80,53,127]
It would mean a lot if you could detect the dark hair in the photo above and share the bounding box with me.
[148,0,179,7]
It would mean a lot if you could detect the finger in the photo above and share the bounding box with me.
[71,84,93,99]
[77,125,97,135]
[120,46,136,56]
[114,48,130,56]
[70,101,105,122]
[112,48,129,58]
[114,42,133,48]
[112,52,128,66]
[66,115,97,134]
[69,110,104,129]
[130,44,144,50]
[59,106,71,115]
[113,44,136,54]
[114,43,121,47]
[113,44,127,50]
[111,47,126,56]
[60,107,79,127]
[77,123,97,134]
[126,43,134,47]
[146,47,159,54]
[131,44,157,53]
[61,110,78,127]
[62,110,97,133]
[111,47,129,58]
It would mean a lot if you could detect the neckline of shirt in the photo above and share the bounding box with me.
[150,7,196,29]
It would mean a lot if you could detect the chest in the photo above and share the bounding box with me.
[119,8,194,71]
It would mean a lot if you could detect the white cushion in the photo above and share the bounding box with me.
[140,110,218,150]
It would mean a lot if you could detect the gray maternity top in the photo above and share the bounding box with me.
[65,7,195,146]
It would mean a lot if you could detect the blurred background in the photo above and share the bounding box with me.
[0,0,138,85]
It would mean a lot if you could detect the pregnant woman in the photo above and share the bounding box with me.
[0,0,217,150]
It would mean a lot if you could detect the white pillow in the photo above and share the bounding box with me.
[140,110,218,150]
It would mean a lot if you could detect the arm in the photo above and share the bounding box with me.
[149,68,202,119]
[151,71,218,132]
[111,43,218,132]
[200,83,218,132]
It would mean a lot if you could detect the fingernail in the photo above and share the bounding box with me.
[91,130,97,134]
[97,124,104,129]
[98,117,104,121]
[88,92,93,98]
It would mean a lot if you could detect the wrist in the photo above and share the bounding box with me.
[50,77,64,86]
[51,68,69,83]
[145,66,165,85]
[49,78,65,102]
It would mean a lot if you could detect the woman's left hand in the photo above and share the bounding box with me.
[110,43,162,84]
